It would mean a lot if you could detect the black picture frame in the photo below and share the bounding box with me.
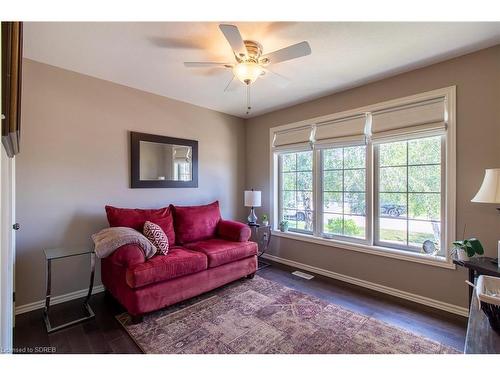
[130,131,198,188]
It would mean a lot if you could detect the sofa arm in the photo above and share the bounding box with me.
[217,220,251,242]
[105,244,146,268]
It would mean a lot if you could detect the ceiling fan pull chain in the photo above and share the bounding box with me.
[246,85,251,115]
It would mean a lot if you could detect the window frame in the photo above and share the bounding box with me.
[269,86,456,269]
[277,150,315,235]
[373,135,446,255]
[318,144,369,244]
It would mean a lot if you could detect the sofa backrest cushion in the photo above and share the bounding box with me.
[171,201,221,244]
[105,205,175,246]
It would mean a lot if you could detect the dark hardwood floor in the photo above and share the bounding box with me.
[14,262,467,353]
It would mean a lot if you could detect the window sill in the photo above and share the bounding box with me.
[271,230,456,270]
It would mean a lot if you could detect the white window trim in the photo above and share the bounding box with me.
[269,86,456,269]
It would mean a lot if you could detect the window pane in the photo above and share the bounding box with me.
[297,152,312,171]
[323,170,342,191]
[379,141,407,166]
[344,169,365,192]
[324,192,342,213]
[323,148,342,170]
[408,165,440,192]
[297,191,314,211]
[344,215,365,238]
[379,167,406,192]
[283,210,297,229]
[297,210,314,231]
[379,217,407,246]
[283,191,296,209]
[408,193,440,220]
[321,145,367,240]
[408,136,441,165]
[283,172,296,190]
[324,213,343,236]
[344,146,365,169]
[379,192,407,218]
[408,220,440,250]
[282,153,296,172]
[344,193,366,215]
[279,151,313,233]
[376,136,443,255]
[297,172,312,191]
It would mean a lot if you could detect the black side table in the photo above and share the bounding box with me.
[43,247,96,333]
[248,224,271,270]
[453,256,500,306]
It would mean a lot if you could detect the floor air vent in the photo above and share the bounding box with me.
[291,270,314,280]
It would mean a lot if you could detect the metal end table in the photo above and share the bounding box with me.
[248,224,272,270]
[42,247,96,333]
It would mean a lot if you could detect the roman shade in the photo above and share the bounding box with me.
[313,114,367,148]
[272,125,313,150]
[371,97,446,141]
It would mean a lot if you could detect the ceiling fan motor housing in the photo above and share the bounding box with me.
[241,40,263,62]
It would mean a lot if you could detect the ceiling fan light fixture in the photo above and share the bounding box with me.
[233,62,263,85]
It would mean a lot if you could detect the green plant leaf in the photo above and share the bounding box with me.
[468,238,484,255]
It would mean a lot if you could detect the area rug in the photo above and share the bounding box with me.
[116,275,460,354]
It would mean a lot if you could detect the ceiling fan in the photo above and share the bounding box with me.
[184,24,311,114]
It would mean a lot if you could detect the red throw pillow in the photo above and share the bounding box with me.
[105,205,175,246]
[143,221,169,255]
[171,201,221,244]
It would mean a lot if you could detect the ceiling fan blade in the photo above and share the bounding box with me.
[261,41,311,64]
[262,68,290,88]
[184,62,233,68]
[223,75,240,92]
[219,24,248,59]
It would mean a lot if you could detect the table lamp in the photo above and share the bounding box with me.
[471,168,500,265]
[244,189,261,226]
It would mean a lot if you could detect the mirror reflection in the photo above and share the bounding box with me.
[139,141,192,181]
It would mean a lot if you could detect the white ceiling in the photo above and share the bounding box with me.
[24,22,500,118]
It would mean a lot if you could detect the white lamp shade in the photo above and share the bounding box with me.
[244,190,261,207]
[471,168,500,203]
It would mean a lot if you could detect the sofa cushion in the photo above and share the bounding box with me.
[125,247,207,289]
[184,238,257,268]
[105,205,175,246]
[171,201,221,245]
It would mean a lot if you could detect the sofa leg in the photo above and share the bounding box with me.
[130,314,144,324]
[246,272,256,279]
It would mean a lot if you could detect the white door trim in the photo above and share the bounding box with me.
[0,149,15,353]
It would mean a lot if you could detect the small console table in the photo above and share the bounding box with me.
[452,256,499,305]
[43,247,96,333]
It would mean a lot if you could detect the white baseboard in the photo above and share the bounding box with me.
[15,284,105,315]
[262,253,469,317]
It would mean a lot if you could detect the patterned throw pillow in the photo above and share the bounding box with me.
[143,221,169,255]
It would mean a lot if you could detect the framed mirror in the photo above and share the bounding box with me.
[130,131,198,188]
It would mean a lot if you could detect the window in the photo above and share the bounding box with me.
[271,87,455,267]
[321,145,366,239]
[375,136,443,255]
[279,151,314,233]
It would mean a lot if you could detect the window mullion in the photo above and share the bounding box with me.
[366,141,374,246]
[313,149,322,237]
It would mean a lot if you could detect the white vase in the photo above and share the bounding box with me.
[456,248,470,261]
[262,220,269,226]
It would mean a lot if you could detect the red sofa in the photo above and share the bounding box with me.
[101,201,257,322]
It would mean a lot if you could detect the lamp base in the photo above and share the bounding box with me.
[247,207,257,225]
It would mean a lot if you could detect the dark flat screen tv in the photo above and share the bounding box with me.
[1,22,23,158]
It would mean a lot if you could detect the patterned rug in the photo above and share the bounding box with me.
[116,275,460,354]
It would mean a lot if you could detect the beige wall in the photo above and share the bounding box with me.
[245,45,500,308]
[16,59,246,306]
